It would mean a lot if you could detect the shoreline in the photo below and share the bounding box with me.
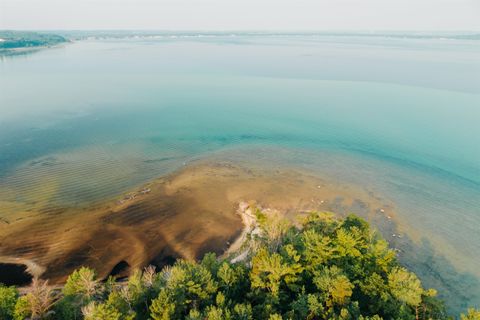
[0,159,395,284]
[0,157,477,312]
[0,42,69,56]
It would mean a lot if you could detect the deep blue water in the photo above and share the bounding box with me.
[0,34,479,311]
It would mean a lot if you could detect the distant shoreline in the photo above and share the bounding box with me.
[0,30,69,56]
[0,43,68,56]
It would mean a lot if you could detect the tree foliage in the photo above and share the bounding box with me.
[0,284,18,319]
[1,212,477,319]
[461,308,480,320]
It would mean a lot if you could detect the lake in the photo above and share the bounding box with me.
[0,33,479,312]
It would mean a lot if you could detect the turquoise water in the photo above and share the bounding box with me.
[0,34,479,312]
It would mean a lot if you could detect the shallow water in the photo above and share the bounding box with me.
[0,34,479,312]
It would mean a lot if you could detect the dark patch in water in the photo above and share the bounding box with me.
[108,260,130,278]
[195,235,232,260]
[149,246,180,270]
[144,157,177,163]
[350,199,370,215]
[6,242,48,256]
[151,255,177,268]
[101,201,174,226]
[29,156,62,168]
[38,206,66,216]
[0,263,33,286]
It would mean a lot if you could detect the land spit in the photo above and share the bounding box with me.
[0,160,392,285]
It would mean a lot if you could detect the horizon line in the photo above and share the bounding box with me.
[2,29,480,33]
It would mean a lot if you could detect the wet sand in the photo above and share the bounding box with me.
[0,159,391,284]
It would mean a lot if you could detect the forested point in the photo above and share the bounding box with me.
[1,211,479,320]
[0,31,67,50]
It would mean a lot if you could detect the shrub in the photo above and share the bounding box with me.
[63,267,100,300]
[0,284,18,319]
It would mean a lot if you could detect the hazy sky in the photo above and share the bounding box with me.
[1,0,479,31]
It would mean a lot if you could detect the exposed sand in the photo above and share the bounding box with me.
[0,160,393,284]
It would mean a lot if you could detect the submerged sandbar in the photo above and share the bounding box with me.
[0,159,391,284]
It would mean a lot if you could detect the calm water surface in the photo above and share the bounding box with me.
[0,34,479,312]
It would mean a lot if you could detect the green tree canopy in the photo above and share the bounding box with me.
[1,211,476,320]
